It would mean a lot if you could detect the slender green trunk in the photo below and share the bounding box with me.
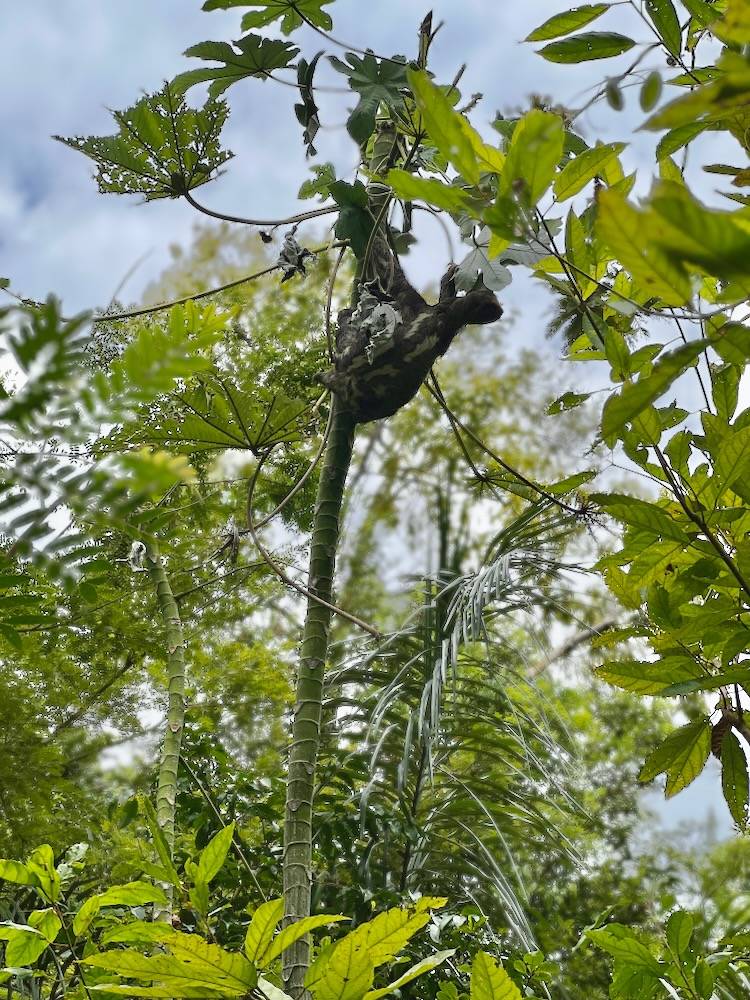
[282,395,356,997]
[146,544,186,916]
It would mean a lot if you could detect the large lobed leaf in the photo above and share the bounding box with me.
[202,0,334,35]
[56,83,232,200]
[173,35,299,98]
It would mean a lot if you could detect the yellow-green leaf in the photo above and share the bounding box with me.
[244,898,284,965]
[308,934,374,1000]
[365,951,455,1000]
[407,69,481,183]
[386,170,470,213]
[596,189,692,305]
[196,823,235,886]
[470,951,521,1000]
[595,658,703,695]
[554,141,626,199]
[499,109,564,204]
[0,860,38,887]
[259,914,347,969]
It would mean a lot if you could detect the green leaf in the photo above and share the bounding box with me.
[595,658,704,696]
[202,0,334,35]
[646,0,682,56]
[330,52,408,145]
[138,794,182,888]
[665,911,693,959]
[715,427,750,492]
[28,908,61,944]
[0,860,38,887]
[345,905,436,967]
[365,952,455,1000]
[173,36,299,99]
[591,493,688,541]
[73,882,169,936]
[526,4,610,42]
[596,189,692,305]
[196,823,235,886]
[86,937,256,994]
[554,141,626,199]
[470,951,522,1000]
[387,171,470,213]
[601,340,707,438]
[640,72,663,112]
[260,915,348,969]
[681,0,721,26]
[587,924,661,973]
[299,162,336,201]
[3,927,49,967]
[694,959,714,1000]
[407,69,479,182]
[538,31,636,63]
[26,845,60,902]
[244,898,284,964]
[307,933,374,1000]
[330,180,374,258]
[656,122,710,160]
[721,730,749,830]
[56,84,232,201]
[498,109,565,204]
[548,391,591,414]
[639,720,711,797]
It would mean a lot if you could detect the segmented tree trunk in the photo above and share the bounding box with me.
[146,544,186,915]
[282,394,356,997]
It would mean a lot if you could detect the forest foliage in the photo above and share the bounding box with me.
[2,0,750,998]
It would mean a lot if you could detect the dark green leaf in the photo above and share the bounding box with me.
[330,52,407,144]
[646,0,682,56]
[721,730,749,830]
[538,32,636,63]
[202,0,334,35]
[526,4,610,42]
[173,35,299,98]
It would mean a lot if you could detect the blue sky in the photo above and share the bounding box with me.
[0,1,740,835]
[1,0,671,311]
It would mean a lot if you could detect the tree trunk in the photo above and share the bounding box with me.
[282,395,356,997]
[146,544,186,917]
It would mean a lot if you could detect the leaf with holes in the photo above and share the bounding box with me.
[56,84,232,200]
[173,35,299,98]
